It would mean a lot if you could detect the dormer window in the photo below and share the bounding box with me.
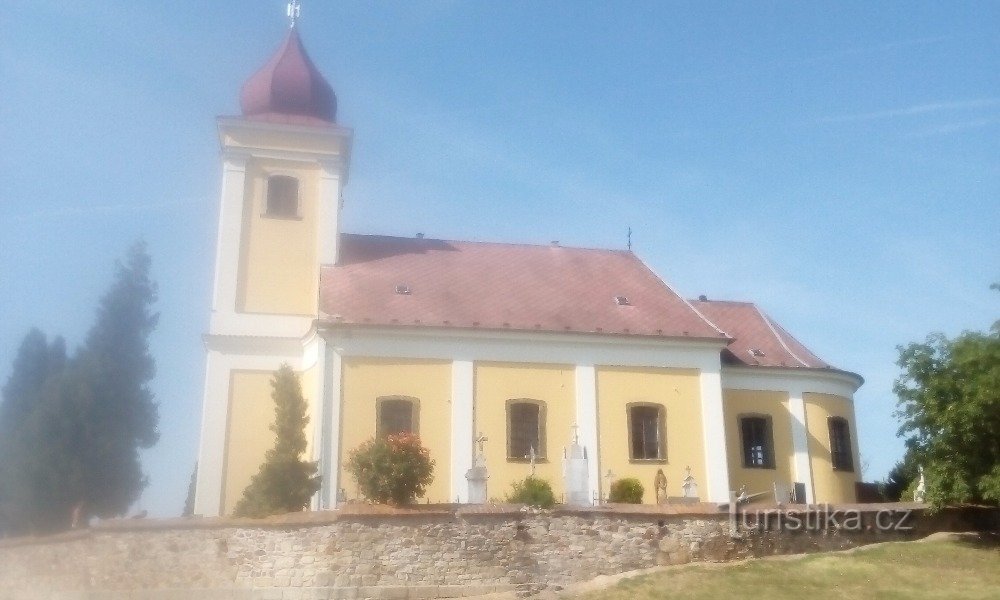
[265,175,299,217]
[614,295,631,306]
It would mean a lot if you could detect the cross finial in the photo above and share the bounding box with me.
[570,423,580,445]
[287,1,301,28]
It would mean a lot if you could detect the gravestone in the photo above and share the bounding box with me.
[563,424,591,506]
[466,433,489,504]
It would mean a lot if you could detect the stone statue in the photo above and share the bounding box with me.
[914,465,926,503]
[681,466,698,499]
[654,468,668,504]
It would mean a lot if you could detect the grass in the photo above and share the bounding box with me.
[572,535,1000,600]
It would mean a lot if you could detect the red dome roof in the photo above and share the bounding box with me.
[240,28,336,124]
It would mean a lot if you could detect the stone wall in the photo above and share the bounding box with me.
[0,503,992,600]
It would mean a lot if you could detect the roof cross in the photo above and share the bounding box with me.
[287,0,301,28]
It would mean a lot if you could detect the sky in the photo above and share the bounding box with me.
[1,1,997,518]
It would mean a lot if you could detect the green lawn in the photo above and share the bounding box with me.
[572,535,1000,600]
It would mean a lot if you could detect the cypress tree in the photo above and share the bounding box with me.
[0,242,159,534]
[233,364,321,518]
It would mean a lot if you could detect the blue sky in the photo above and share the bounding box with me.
[1,1,997,517]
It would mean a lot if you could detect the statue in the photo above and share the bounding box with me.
[914,465,926,503]
[681,466,698,499]
[654,468,668,504]
[466,432,489,503]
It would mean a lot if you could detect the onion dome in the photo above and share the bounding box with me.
[240,28,337,125]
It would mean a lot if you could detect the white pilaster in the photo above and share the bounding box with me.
[193,350,230,517]
[699,367,731,502]
[317,160,343,266]
[309,336,327,511]
[211,153,248,316]
[450,360,475,502]
[787,387,815,503]
[574,364,600,504]
[320,347,344,509]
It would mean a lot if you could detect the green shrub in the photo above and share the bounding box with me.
[506,475,556,508]
[346,433,435,505]
[609,477,644,503]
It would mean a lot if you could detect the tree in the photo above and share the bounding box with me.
[0,329,67,535]
[0,242,159,534]
[894,289,1000,508]
[233,365,321,517]
[183,463,197,517]
[880,445,920,502]
[347,433,434,505]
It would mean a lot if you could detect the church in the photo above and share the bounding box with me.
[193,12,863,517]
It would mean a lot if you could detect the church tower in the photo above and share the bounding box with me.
[195,6,352,516]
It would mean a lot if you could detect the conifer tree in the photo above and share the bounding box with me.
[233,365,321,518]
[0,242,159,534]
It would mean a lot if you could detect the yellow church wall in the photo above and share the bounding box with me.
[221,366,318,516]
[804,392,859,503]
[237,157,319,316]
[721,389,795,499]
[474,363,575,502]
[339,358,453,503]
[221,370,275,516]
[596,367,705,503]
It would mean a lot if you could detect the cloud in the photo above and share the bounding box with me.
[11,199,200,223]
[819,98,1000,123]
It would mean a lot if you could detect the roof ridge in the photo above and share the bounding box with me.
[754,305,810,368]
[629,254,730,339]
[339,232,633,254]
[690,298,756,306]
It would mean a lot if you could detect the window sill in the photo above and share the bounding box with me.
[629,458,667,464]
[260,213,303,221]
[507,458,549,464]
[832,467,855,473]
[742,464,776,470]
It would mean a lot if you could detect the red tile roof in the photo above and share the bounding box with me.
[319,235,728,341]
[690,299,830,369]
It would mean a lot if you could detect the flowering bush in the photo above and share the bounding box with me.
[346,433,435,505]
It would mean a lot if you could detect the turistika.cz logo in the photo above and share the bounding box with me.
[730,503,915,532]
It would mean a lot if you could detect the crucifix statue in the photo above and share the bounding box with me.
[526,446,538,476]
[287,0,301,28]
[570,422,580,446]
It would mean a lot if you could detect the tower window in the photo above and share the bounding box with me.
[739,415,775,469]
[265,175,299,217]
[376,396,419,437]
[628,403,666,461]
[507,400,546,460]
[828,417,854,471]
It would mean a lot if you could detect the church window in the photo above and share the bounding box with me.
[376,396,419,437]
[627,403,665,461]
[507,400,546,460]
[265,175,299,217]
[740,415,774,469]
[828,417,854,471]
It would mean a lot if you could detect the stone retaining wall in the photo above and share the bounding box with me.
[0,503,992,600]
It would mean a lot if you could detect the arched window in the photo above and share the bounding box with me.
[265,175,299,217]
[627,403,666,461]
[507,399,546,460]
[828,417,854,471]
[376,396,419,437]
[739,414,775,469]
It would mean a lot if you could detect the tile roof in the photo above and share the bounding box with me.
[319,234,728,341]
[690,299,831,369]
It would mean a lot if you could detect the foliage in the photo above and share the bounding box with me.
[233,365,321,517]
[183,463,197,517]
[609,477,645,503]
[347,433,434,505]
[879,447,920,502]
[0,242,159,535]
[505,475,556,508]
[893,288,1000,508]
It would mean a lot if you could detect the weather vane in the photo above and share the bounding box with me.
[287,0,301,28]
